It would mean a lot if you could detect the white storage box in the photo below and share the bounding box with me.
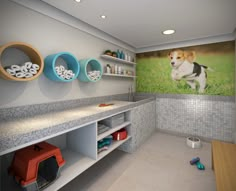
[100,113,125,128]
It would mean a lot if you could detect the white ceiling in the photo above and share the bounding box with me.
[42,0,236,49]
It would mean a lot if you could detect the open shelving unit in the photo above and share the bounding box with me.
[103,73,136,78]
[1,110,132,191]
[101,54,136,79]
[97,136,131,160]
[101,54,136,65]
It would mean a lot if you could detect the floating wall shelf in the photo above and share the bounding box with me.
[44,52,80,82]
[101,54,136,65]
[103,73,136,78]
[78,58,103,82]
[0,42,44,81]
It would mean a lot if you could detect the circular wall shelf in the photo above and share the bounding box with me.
[44,52,80,82]
[78,58,103,82]
[0,42,44,81]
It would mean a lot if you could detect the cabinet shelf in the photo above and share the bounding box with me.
[97,136,131,160]
[97,121,131,141]
[44,149,95,191]
[101,55,136,65]
[103,73,136,78]
[2,111,131,191]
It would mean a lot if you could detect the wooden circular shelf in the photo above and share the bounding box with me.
[0,42,44,81]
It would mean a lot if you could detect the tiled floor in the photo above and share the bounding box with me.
[59,132,216,191]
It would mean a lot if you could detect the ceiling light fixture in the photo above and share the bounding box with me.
[74,0,81,3]
[162,29,175,35]
[100,15,106,19]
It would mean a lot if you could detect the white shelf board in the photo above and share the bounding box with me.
[97,136,131,161]
[103,73,136,78]
[44,149,96,191]
[101,55,136,65]
[97,121,131,141]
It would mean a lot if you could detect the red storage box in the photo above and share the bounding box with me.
[8,142,65,190]
[112,128,127,140]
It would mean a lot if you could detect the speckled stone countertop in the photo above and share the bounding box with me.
[0,98,155,156]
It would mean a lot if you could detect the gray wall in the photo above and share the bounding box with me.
[0,0,135,108]
[156,96,235,142]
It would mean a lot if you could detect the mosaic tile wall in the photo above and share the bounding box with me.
[120,100,156,152]
[156,97,235,142]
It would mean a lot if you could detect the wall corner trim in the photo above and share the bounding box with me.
[10,0,135,52]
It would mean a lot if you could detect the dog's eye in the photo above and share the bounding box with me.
[177,57,181,59]
[171,57,173,59]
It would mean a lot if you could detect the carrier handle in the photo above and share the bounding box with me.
[34,144,42,151]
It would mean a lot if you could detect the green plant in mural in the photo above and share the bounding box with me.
[136,54,235,96]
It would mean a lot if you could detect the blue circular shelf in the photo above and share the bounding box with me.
[78,58,103,82]
[44,52,80,82]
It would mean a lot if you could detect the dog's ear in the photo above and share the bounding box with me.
[168,51,173,59]
[184,51,196,62]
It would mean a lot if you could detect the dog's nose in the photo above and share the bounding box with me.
[171,62,175,66]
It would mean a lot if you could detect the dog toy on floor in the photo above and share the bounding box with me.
[190,157,205,170]
[190,157,200,165]
[196,161,205,170]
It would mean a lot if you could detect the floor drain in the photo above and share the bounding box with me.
[186,137,201,149]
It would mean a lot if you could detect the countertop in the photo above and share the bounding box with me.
[0,98,155,156]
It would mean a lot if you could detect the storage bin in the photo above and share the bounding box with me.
[100,113,125,128]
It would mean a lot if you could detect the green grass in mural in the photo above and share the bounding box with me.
[136,54,235,96]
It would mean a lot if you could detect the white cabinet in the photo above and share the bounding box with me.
[1,110,132,191]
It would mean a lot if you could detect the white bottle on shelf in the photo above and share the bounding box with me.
[118,66,121,74]
[115,64,118,74]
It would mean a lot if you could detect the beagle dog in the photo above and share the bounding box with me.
[169,49,212,93]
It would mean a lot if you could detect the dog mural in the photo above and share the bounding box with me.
[169,49,213,93]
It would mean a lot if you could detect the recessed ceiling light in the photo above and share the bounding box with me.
[162,29,175,35]
[100,15,106,19]
[74,0,81,3]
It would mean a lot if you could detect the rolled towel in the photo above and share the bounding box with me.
[6,68,16,76]
[55,66,60,71]
[29,68,37,75]
[21,65,28,73]
[15,72,26,78]
[32,64,40,70]
[56,71,62,76]
[67,70,73,75]
[11,65,21,71]
[63,70,68,75]
[59,65,65,71]
[60,74,65,79]
[24,62,32,69]
[25,72,33,78]
[65,75,71,80]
